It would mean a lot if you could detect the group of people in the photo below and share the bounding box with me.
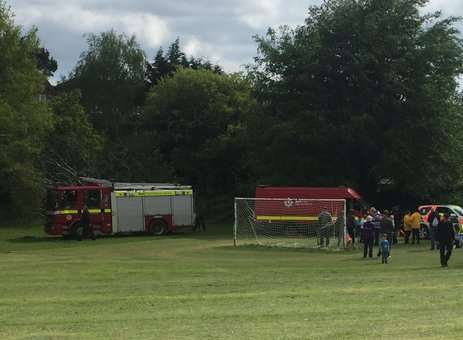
[347,207,395,262]
[318,206,458,267]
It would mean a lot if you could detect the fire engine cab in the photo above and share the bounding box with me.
[45,178,196,239]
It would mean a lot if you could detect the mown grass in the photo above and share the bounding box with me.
[0,222,462,339]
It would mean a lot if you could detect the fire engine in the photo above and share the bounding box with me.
[45,178,196,239]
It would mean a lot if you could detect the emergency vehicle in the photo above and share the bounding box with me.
[45,178,196,239]
[254,186,364,222]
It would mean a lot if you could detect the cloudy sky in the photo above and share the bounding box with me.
[7,0,463,81]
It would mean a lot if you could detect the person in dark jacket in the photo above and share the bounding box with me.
[363,216,375,258]
[392,206,402,245]
[371,209,382,246]
[346,209,356,245]
[437,214,454,267]
[80,205,95,241]
[318,208,333,248]
[194,214,206,232]
[378,211,394,256]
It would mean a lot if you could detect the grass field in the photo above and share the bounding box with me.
[1,222,463,340]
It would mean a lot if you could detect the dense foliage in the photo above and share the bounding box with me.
[42,91,103,183]
[249,0,463,203]
[146,38,222,87]
[143,68,256,197]
[0,2,53,215]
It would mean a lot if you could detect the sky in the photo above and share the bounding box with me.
[6,0,463,81]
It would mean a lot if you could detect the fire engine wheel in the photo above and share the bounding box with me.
[150,219,167,236]
[72,223,84,240]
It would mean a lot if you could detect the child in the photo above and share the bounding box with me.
[380,234,390,264]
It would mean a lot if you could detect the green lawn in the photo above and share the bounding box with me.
[1,222,462,340]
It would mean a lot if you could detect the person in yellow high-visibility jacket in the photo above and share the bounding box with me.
[403,210,412,244]
[410,208,421,244]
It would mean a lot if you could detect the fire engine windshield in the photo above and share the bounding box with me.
[46,190,77,210]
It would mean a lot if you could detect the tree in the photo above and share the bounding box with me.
[60,30,147,180]
[64,30,146,139]
[0,1,53,216]
[34,47,58,77]
[146,38,222,87]
[43,91,103,183]
[143,68,256,197]
[250,0,463,203]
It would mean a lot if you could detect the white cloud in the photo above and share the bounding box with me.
[237,0,283,29]
[183,36,203,56]
[120,14,168,47]
[424,0,463,14]
[13,2,169,47]
[6,0,463,79]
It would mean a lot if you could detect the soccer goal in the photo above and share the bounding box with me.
[234,198,347,249]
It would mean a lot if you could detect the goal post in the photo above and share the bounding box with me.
[234,197,347,249]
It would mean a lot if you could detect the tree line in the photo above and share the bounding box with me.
[1,0,463,218]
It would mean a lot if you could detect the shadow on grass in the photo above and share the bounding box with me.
[7,235,67,243]
[6,230,224,244]
[217,244,348,255]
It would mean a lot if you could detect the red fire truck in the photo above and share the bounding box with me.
[45,178,196,239]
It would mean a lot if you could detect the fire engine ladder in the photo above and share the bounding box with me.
[113,183,192,191]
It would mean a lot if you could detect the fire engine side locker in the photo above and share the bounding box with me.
[111,193,145,232]
[172,195,194,226]
[111,188,195,233]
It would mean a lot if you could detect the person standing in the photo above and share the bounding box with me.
[379,210,394,255]
[194,214,206,232]
[410,208,421,244]
[380,234,390,264]
[80,205,95,241]
[427,209,440,250]
[346,209,356,246]
[392,207,402,245]
[403,210,412,244]
[437,213,455,267]
[363,216,375,258]
[371,208,382,246]
[335,213,345,247]
[356,214,364,244]
[318,207,333,248]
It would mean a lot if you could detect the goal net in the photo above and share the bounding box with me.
[234,198,347,249]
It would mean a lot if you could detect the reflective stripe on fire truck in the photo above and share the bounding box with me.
[256,215,338,222]
[89,209,112,214]
[49,209,112,215]
[115,189,193,197]
[53,210,78,215]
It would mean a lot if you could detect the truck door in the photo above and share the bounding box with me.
[85,189,103,234]
[101,189,112,234]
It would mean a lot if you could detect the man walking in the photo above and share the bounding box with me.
[437,213,454,267]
